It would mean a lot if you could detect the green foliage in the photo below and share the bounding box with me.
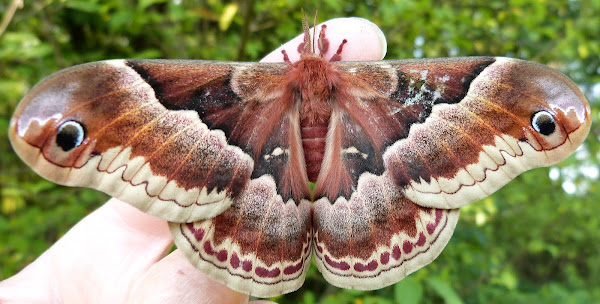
[394,276,423,304]
[1,0,599,303]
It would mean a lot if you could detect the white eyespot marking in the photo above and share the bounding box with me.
[264,147,289,161]
[531,111,556,136]
[56,121,85,151]
[342,146,368,159]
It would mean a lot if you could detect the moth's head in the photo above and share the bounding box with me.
[497,58,591,164]
[9,61,126,184]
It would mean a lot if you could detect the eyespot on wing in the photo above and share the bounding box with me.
[9,59,255,223]
[398,57,591,210]
[465,57,591,164]
[500,58,592,161]
[8,62,106,180]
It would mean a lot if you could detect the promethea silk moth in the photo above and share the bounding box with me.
[8,17,591,297]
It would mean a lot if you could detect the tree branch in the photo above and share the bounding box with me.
[0,0,23,38]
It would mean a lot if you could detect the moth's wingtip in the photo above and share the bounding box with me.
[508,58,591,140]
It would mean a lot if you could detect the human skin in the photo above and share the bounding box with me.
[0,17,386,303]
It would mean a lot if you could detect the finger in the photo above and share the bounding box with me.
[261,17,387,63]
[55,198,174,301]
[131,250,249,304]
[0,253,53,303]
[0,198,174,302]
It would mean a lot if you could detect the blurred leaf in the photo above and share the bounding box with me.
[132,48,163,59]
[426,278,464,304]
[219,3,238,31]
[394,276,423,304]
[0,80,27,105]
[64,0,103,13]
[1,193,24,214]
[0,32,53,60]
[138,0,167,11]
[491,267,518,290]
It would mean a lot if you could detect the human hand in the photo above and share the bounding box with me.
[0,17,386,303]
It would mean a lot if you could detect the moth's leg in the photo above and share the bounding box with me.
[315,24,348,61]
[281,50,292,63]
[329,39,348,62]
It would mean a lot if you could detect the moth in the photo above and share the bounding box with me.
[9,17,591,297]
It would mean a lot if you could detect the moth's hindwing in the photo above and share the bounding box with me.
[171,176,313,298]
[313,173,459,289]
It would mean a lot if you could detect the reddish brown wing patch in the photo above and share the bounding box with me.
[314,58,496,201]
[128,60,311,202]
[313,173,458,290]
[171,176,312,297]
